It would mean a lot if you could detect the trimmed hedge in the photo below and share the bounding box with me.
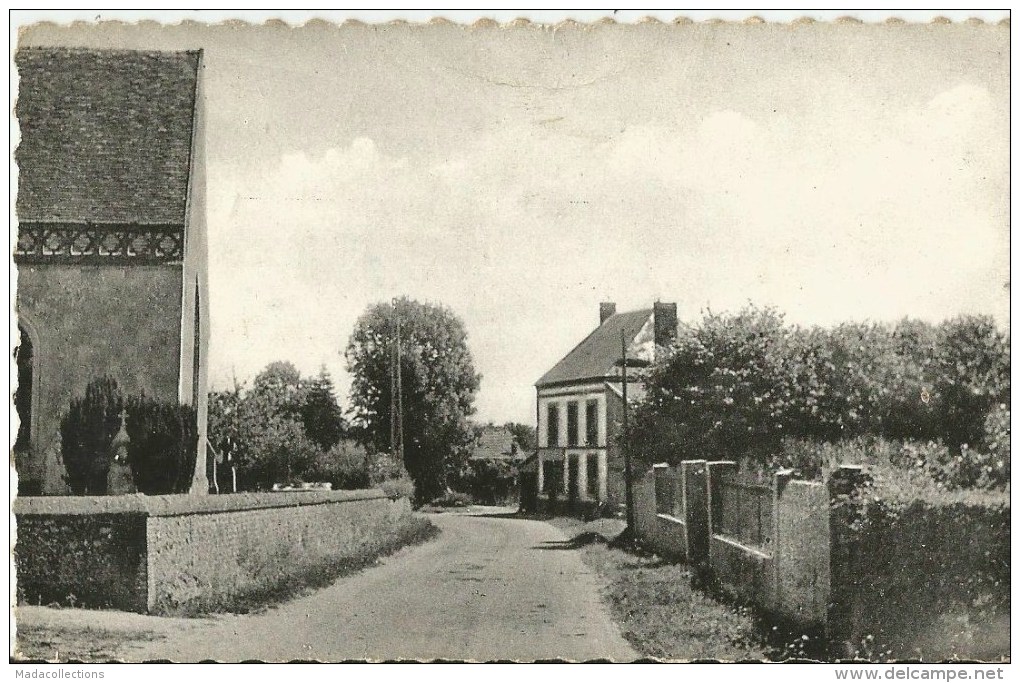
[60,377,198,495]
[61,377,123,495]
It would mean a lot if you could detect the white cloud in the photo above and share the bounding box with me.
[205,83,1007,424]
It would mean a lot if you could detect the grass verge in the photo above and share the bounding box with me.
[548,517,767,662]
[15,624,165,662]
[164,514,440,616]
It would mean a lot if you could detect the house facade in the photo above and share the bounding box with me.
[13,48,210,495]
[534,302,677,512]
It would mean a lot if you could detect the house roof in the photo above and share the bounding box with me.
[536,309,653,387]
[471,426,521,461]
[15,47,201,224]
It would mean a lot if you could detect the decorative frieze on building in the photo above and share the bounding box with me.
[15,221,185,263]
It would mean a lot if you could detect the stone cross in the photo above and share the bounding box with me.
[107,408,136,495]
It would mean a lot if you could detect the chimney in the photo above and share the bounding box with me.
[653,302,678,347]
[599,302,617,325]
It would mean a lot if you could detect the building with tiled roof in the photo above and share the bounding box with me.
[470,425,525,462]
[14,47,210,495]
[534,302,676,512]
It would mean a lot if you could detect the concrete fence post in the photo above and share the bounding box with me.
[771,468,795,614]
[680,460,709,564]
[827,465,872,659]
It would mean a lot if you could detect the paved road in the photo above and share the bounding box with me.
[18,508,637,662]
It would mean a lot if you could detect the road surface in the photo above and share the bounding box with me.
[16,508,637,662]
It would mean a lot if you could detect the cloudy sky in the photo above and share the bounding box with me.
[17,18,1010,424]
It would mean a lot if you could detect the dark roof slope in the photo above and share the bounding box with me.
[471,426,520,461]
[15,47,201,224]
[536,309,652,387]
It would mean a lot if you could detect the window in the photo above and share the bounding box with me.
[566,401,579,447]
[543,460,563,496]
[585,399,599,446]
[546,404,559,446]
[586,455,599,497]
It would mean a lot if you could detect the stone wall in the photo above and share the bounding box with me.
[14,490,412,614]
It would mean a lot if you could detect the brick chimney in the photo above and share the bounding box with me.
[599,302,617,325]
[653,302,678,347]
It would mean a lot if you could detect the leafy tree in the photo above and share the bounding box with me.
[301,368,346,451]
[252,360,307,421]
[504,422,537,452]
[208,362,326,490]
[345,296,481,502]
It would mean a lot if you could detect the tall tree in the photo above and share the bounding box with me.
[301,367,346,451]
[345,296,481,501]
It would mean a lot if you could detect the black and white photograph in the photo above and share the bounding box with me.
[8,10,1011,669]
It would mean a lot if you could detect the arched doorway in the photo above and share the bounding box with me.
[14,323,40,494]
[14,324,33,451]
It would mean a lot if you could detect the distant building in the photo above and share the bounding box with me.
[534,302,677,512]
[13,47,210,495]
[470,425,525,462]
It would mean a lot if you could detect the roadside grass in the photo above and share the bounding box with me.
[165,514,440,616]
[548,517,768,662]
[15,624,165,662]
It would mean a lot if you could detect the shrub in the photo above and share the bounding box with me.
[628,307,1010,486]
[429,491,473,507]
[776,436,1011,502]
[454,457,520,505]
[980,404,1010,466]
[380,476,415,500]
[311,442,408,491]
[233,417,321,491]
[125,396,198,494]
[926,443,1009,492]
[60,377,124,494]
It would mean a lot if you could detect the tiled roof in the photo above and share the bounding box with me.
[471,426,520,460]
[15,47,201,224]
[536,309,653,387]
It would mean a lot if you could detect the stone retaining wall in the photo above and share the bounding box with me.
[14,490,411,614]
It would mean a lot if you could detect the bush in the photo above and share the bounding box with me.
[125,396,198,494]
[454,457,520,505]
[776,437,1010,502]
[429,491,473,508]
[980,403,1010,474]
[380,476,415,500]
[60,377,124,494]
[628,306,1010,487]
[310,442,409,491]
[60,378,201,495]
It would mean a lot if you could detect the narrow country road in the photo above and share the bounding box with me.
[17,508,637,662]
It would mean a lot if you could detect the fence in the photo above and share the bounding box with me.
[632,461,1010,660]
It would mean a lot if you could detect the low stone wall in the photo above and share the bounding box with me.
[14,490,412,614]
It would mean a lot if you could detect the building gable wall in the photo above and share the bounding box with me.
[16,264,184,492]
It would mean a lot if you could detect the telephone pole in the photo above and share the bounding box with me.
[622,329,634,530]
[390,299,405,466]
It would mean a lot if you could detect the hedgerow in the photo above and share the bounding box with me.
[628,306,1009,491]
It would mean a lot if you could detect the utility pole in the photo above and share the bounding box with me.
[390,299,405,467]
[622,328,634,530]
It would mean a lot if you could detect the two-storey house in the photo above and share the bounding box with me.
[534,302,677,512]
